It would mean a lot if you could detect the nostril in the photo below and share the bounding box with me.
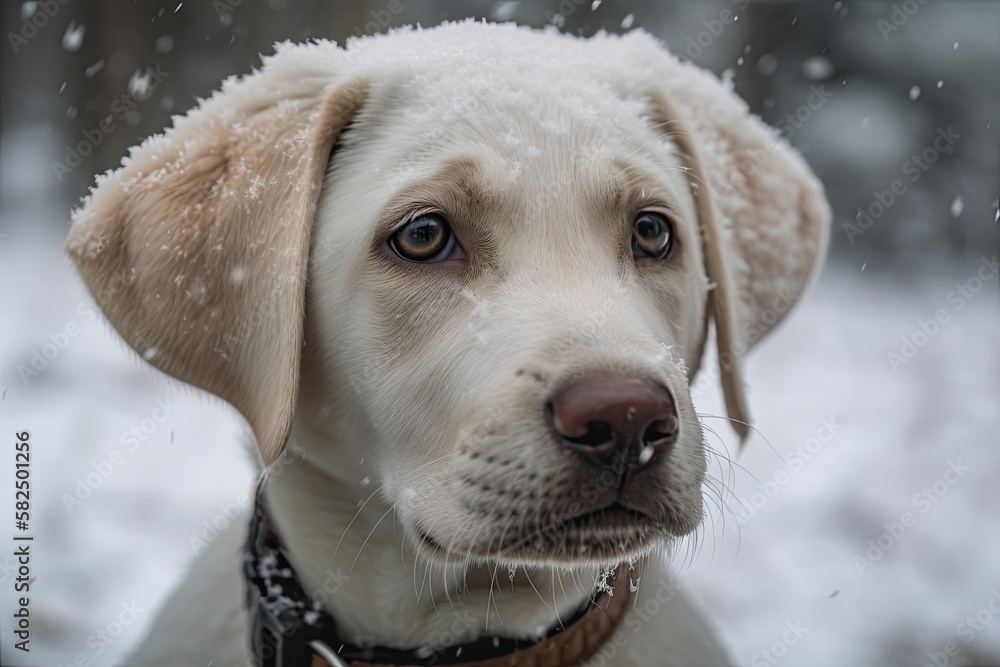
[563,421,615,448]
[642,416,679,446]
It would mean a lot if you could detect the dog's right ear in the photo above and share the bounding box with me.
[66,50,367,465]
[644,43,830,445]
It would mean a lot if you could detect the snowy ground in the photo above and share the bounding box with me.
[1,196,998,666]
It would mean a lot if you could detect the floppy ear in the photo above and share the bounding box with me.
[66,49,367,465]
[651,66,831,444]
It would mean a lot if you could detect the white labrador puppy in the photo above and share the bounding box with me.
[67,21,829,667]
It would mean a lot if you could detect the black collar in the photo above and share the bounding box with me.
[242,497,632,667]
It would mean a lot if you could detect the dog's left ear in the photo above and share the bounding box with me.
[649,60,831,444]
[66,51,367,465]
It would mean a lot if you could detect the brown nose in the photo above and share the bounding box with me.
[548,376,678,472]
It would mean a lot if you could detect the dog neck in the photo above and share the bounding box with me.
[261,437,602,651]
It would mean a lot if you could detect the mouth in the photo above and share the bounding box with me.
[557,502,651,532]
[417,527,450,554]
[504,502,662,564]
[416,502,663,565]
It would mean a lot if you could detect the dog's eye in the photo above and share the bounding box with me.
[631,212,673,260]
[389,213,461,262]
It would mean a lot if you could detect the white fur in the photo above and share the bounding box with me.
[66,21,830,667]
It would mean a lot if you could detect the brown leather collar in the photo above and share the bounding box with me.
[244,498,633,667]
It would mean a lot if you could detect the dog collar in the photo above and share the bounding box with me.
[243,498,633,667]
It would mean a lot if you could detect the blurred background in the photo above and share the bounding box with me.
[0,1,997,666]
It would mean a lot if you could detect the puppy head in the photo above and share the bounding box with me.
[67,24,829,568]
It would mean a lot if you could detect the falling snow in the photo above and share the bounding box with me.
[637,445,655,466]
[155,35,175,54]
[757,54,778,75]
[5,14,998,667]
[128,69,153,99]
[802,56,834,81]
[84,60,105,78]
[62,22,85,52]
[950,196,964,218]
[491,2,517,21]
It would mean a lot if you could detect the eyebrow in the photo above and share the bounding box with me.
[372,157,485,239]
[590,158,685,219]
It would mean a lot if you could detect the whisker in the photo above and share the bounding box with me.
[697,412,780,459]
[349,501,398,573]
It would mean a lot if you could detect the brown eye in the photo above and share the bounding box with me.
[389,213,459,262]
[632,212,673,260]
